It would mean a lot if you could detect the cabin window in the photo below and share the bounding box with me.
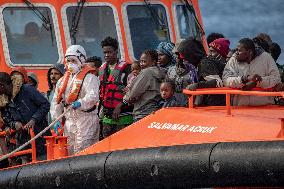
[126,4,171,59]
[3,7,59,65]
[175,4,202,40]
[66,6,119,59]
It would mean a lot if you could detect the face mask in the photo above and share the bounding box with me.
[68,63,81,74]
[11,75,24,99]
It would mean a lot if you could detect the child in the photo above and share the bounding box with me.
[124,61,141,93]
[160,80,179,108]
[85,56,102,76]
[120,49,164,121]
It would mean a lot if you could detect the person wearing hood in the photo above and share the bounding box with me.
[156,41,176,71]
[187,38,230,106]
[46,63,65,126]
[120,49,166,121]
[167,37,206,106]
[27,72,39,88]
[50,45,100,155]
[9,66,50,162]
[223,38,281,106]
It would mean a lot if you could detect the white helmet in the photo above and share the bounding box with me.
[65,45,86,63]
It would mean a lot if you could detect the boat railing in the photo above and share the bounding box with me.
[44,136,68,160]
[0,128,36,163]
[183,87,284,116]
[0,107,71,164]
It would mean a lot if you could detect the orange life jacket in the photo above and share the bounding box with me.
[56,65,95,105]
[99,61,129,109]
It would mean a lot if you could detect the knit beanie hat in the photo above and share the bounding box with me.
[209,38,230,58]
[157,42,175,59]
[10,66,29,83]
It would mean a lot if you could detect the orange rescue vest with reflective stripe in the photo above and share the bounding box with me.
[56,65,95,105]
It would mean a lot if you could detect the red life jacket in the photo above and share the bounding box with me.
[56,65,95,105]
[99,61,129,109]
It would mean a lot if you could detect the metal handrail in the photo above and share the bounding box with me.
[0,107,71,162]
[183,88,284,115]
[0,128,36,163]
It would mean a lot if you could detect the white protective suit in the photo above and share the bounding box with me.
[50,45,100,155]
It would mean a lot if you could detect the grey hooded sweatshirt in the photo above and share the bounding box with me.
[126,66,166,121]
[47,63,65,125]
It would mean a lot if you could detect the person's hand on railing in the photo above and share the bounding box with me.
[14,121,23,131]
[23,119,36,134]
[250,74,262,83]
[186,83,198,91]
[0,106,72,162]
[241,75,249,84]
[242,81,257,91]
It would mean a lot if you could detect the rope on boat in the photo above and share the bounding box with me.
[0,107,72,162]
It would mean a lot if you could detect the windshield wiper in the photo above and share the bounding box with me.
[143,0,168,34]
[23,0,54,45]
[23,0,49,30]
[180,0,205,38]
[70,0,85,44]
[46,10,54,45]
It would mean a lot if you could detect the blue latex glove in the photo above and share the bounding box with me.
[53,121,61,135]
[71,101,81,110]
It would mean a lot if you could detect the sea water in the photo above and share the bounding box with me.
[199,0,284,64]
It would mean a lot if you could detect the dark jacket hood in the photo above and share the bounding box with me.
[27,72,39,88]
[177,37,206,67]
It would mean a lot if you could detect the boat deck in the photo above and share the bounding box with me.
[79,105,284,155]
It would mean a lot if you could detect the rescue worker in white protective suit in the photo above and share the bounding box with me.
[50,45,100,155]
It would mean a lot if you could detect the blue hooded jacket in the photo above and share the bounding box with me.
[13,84,50,133]
[9,84,50,157]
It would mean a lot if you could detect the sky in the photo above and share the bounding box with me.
[199,0,284,64]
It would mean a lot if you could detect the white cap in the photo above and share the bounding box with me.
[65,45,86,63]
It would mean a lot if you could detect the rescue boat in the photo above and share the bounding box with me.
[1,0,284,188]
[1,88,284,188]
[0,0,205,91]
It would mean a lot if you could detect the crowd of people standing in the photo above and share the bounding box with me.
[0,32,283,167]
